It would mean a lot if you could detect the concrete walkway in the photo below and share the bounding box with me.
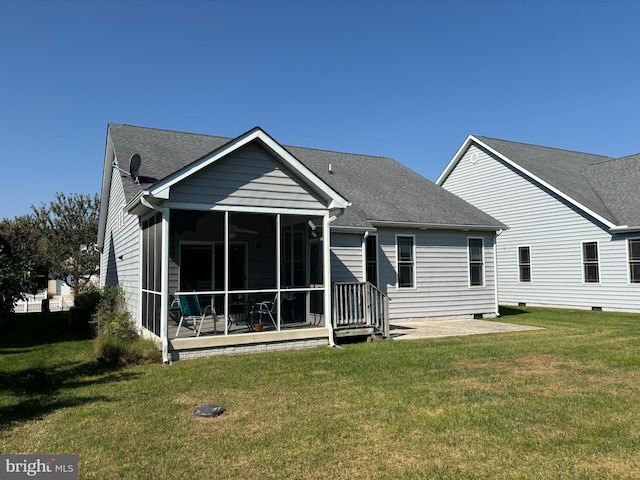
[389,318,543,341]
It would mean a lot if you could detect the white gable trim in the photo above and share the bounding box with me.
[97,130,116,250]
[437,135,618,230]
[144,127,350,210]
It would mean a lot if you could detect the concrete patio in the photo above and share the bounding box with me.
[389,318,542,340]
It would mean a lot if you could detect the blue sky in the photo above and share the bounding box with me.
[1,0,639,220]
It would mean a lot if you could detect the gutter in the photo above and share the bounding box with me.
[494,230,502,317]
[369,220,506,232]
[609,225,640,234]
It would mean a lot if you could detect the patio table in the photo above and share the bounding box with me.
[228,303,255,331]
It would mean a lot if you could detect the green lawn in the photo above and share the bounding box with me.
[2,307,640,479]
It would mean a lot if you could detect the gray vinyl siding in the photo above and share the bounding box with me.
[331,233,364,283]
[100,164,141,324]
[331,229,497,320]
[170,143,327,210]
[442,144,640,311]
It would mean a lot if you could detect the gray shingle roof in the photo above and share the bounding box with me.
[474,136,640,228]
[109,123,232,204]
[108,123,504,230]
[585,153,640,227]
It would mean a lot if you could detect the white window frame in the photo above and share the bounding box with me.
[517,245,532,283]
[468,237,485,287]
[627,238,640,284]
[396,234,416,289]
[363,233,379,287]
[581,241,600,284]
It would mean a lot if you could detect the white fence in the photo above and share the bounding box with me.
[14,295,74,313]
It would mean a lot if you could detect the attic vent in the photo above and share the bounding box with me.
[470,153,479,164]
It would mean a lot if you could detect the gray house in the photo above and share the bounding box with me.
[98,124,504,361]
[437,135,640,312]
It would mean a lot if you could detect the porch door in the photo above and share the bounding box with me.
[179,244,213,291]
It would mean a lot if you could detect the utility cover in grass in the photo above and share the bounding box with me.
[194,404,225,418]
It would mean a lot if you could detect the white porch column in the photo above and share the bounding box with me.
[161,209,170,363]
[224,211,229,335]
[276,213,281,331]
[323,212,335,346]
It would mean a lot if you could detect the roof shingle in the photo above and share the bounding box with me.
[108,123,504,230]
[474,135,640,228]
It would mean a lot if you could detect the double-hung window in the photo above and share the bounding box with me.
[582,242,600,283]
[629,239,640,283]
[468,238,484,286]
[518,246,531,283]
[397,236,415,288]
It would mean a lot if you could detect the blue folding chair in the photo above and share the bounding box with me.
[254,294,278,329]
[176,295,215,337]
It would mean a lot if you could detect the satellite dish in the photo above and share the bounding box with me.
[129,153,141,181]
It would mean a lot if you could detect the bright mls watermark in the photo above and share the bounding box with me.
[1,455,78,479]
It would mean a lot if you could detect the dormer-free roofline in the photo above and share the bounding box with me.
[129,126,350,214]
[437,135,618,230]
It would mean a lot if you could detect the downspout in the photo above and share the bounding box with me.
[141,197,171,363]
[325,210,344,347]
[494,230,502,318]
[362,230,369,282]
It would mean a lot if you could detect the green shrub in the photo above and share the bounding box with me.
[92,285,161,365]
[72,285,102,326]
[92,286,137,340]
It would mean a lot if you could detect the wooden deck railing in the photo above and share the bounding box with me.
[333,282,389,338]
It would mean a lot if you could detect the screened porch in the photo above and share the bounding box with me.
[140,209,331,344]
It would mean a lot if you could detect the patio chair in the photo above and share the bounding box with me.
[175,295,216,337]
[254,293,278,329]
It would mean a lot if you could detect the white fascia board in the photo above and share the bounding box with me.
[437,135,618,230]
[435,134,475,185]
[370,220,505,232]
[145,127,350,210]
[254,131,351,209]
[97,130,116,250]
[145,131,257,197]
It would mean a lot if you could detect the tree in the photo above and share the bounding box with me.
[0,215,49,293]
[30,192,100,293]
[0,232,31,321]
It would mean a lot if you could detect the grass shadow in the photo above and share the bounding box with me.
[0,311,144,432]
[1,312,93,349]
[0,360,144,431]
[499,305,530,317]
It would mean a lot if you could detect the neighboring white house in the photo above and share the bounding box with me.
[437,135,640,312]
[98,124,504,361]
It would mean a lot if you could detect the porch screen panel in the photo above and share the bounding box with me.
[142,213,163,335]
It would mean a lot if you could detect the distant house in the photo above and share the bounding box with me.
[437,135,640,312]
[97,124,504,361]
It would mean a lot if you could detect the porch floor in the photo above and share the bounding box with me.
[168,312,323,339]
